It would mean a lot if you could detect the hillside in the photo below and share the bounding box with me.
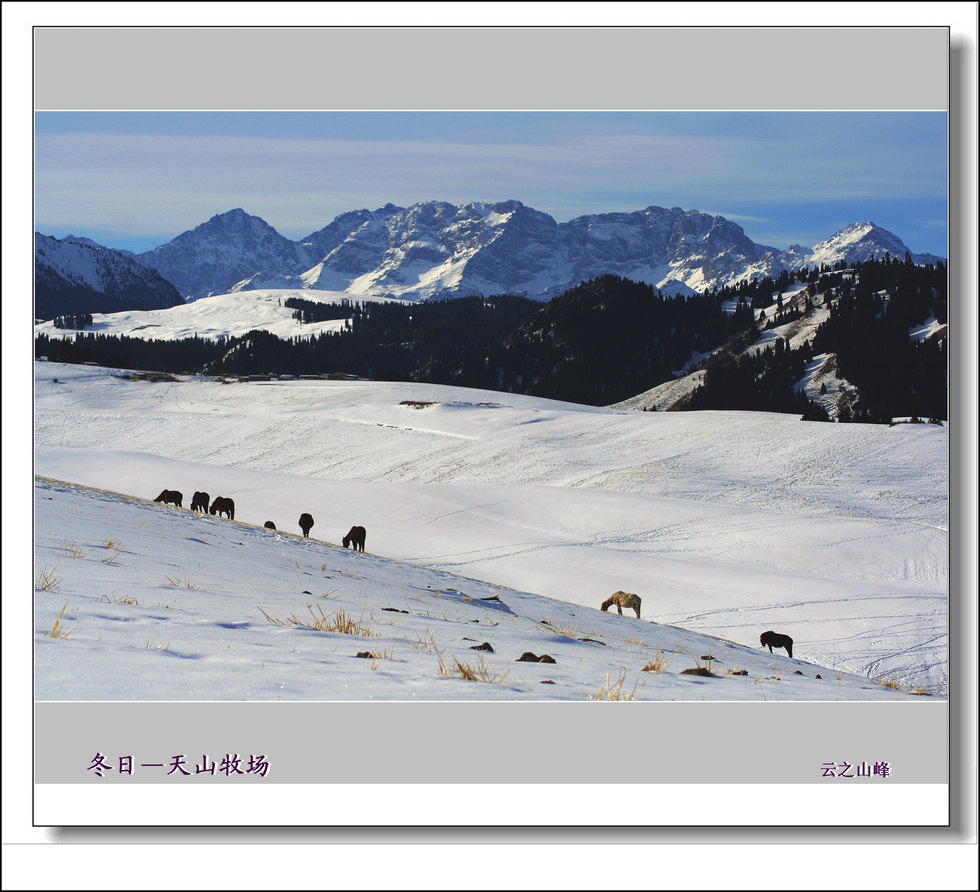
[34,232,184,320]
[34,362,949,695]
[615,259,948,421]
[37,476,920,701]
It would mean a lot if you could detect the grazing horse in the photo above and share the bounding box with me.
[209,496,235,520]
[190,491,210,513]
[760,631,794,659]
[154,489,182,508]
[343,525,366,552]
[298,513,314,537]
[264,521,276,530]
[600,590,641,619]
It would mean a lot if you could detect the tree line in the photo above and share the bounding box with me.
[34,255,948,421]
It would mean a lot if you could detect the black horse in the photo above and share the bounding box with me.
[298,513,314,537]
[210,497,235,520]
[760,631,794,659]
[343,525,366,552]
[154,489,182,508]
[191,491,210,513]
[264,521,277,530]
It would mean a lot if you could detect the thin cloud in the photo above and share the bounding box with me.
[33,112,948,254]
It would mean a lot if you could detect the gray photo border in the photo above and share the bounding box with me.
[10,15,976,854]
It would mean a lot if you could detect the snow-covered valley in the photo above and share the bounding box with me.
[32,362,948,700]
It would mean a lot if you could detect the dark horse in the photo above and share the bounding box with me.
[298,513,314,537]
[343,525,366,552]
[264,521,277,530]
[190,491,210,513]
[210,496,235,520]
[154,489,182,508]
[760,631,794,659]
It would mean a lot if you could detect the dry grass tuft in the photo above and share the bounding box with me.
[679,649,717,677]
[258,604,378,637]
[35,566,62,592]
[545,618,600,641]
[359,647,395,670]
[641,648,669,674]
[411,631,438,653]
[101,539,124,565]
[258,606,299,627]
[435,648,509,685]
[49,602,78,639]
[308,605,377,636]
[101,594,141,606]
[146,641,172,652]
[61,539,84,559]
[164,575,197,589]
[588,668,639,700]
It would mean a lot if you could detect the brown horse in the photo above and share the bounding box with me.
[190,491,210,513]
[343,525,366,552]
[298,513,314,537]
[209,497,235,520]
[760,631,794,658]
[154,489,182,508]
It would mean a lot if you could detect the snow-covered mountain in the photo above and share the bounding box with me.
[130,202,943,302]
[137,208,313,300]
[806,221,943,268]
[34,232,184,320]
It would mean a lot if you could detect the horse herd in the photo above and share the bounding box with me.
[153,490,794,658]
[153,489,366,551]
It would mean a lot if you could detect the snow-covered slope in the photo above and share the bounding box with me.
[129,202,943,302]
[33,288,410,343]
[34,362,948,697]
[34,474,932,701]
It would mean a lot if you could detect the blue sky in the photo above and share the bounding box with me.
[34,111,948,257]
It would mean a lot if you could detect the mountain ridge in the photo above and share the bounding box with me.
[34,232,184,320]
[122,201,942,302]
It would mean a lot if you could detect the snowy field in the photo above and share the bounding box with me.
[34,288,410,342]
[33,361,949,699]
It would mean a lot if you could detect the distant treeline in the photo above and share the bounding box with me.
[52,313,94,330]
[35,294,542,381]
[34,255,948,420]
[416,275,756,406]
[285,297,355,324]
